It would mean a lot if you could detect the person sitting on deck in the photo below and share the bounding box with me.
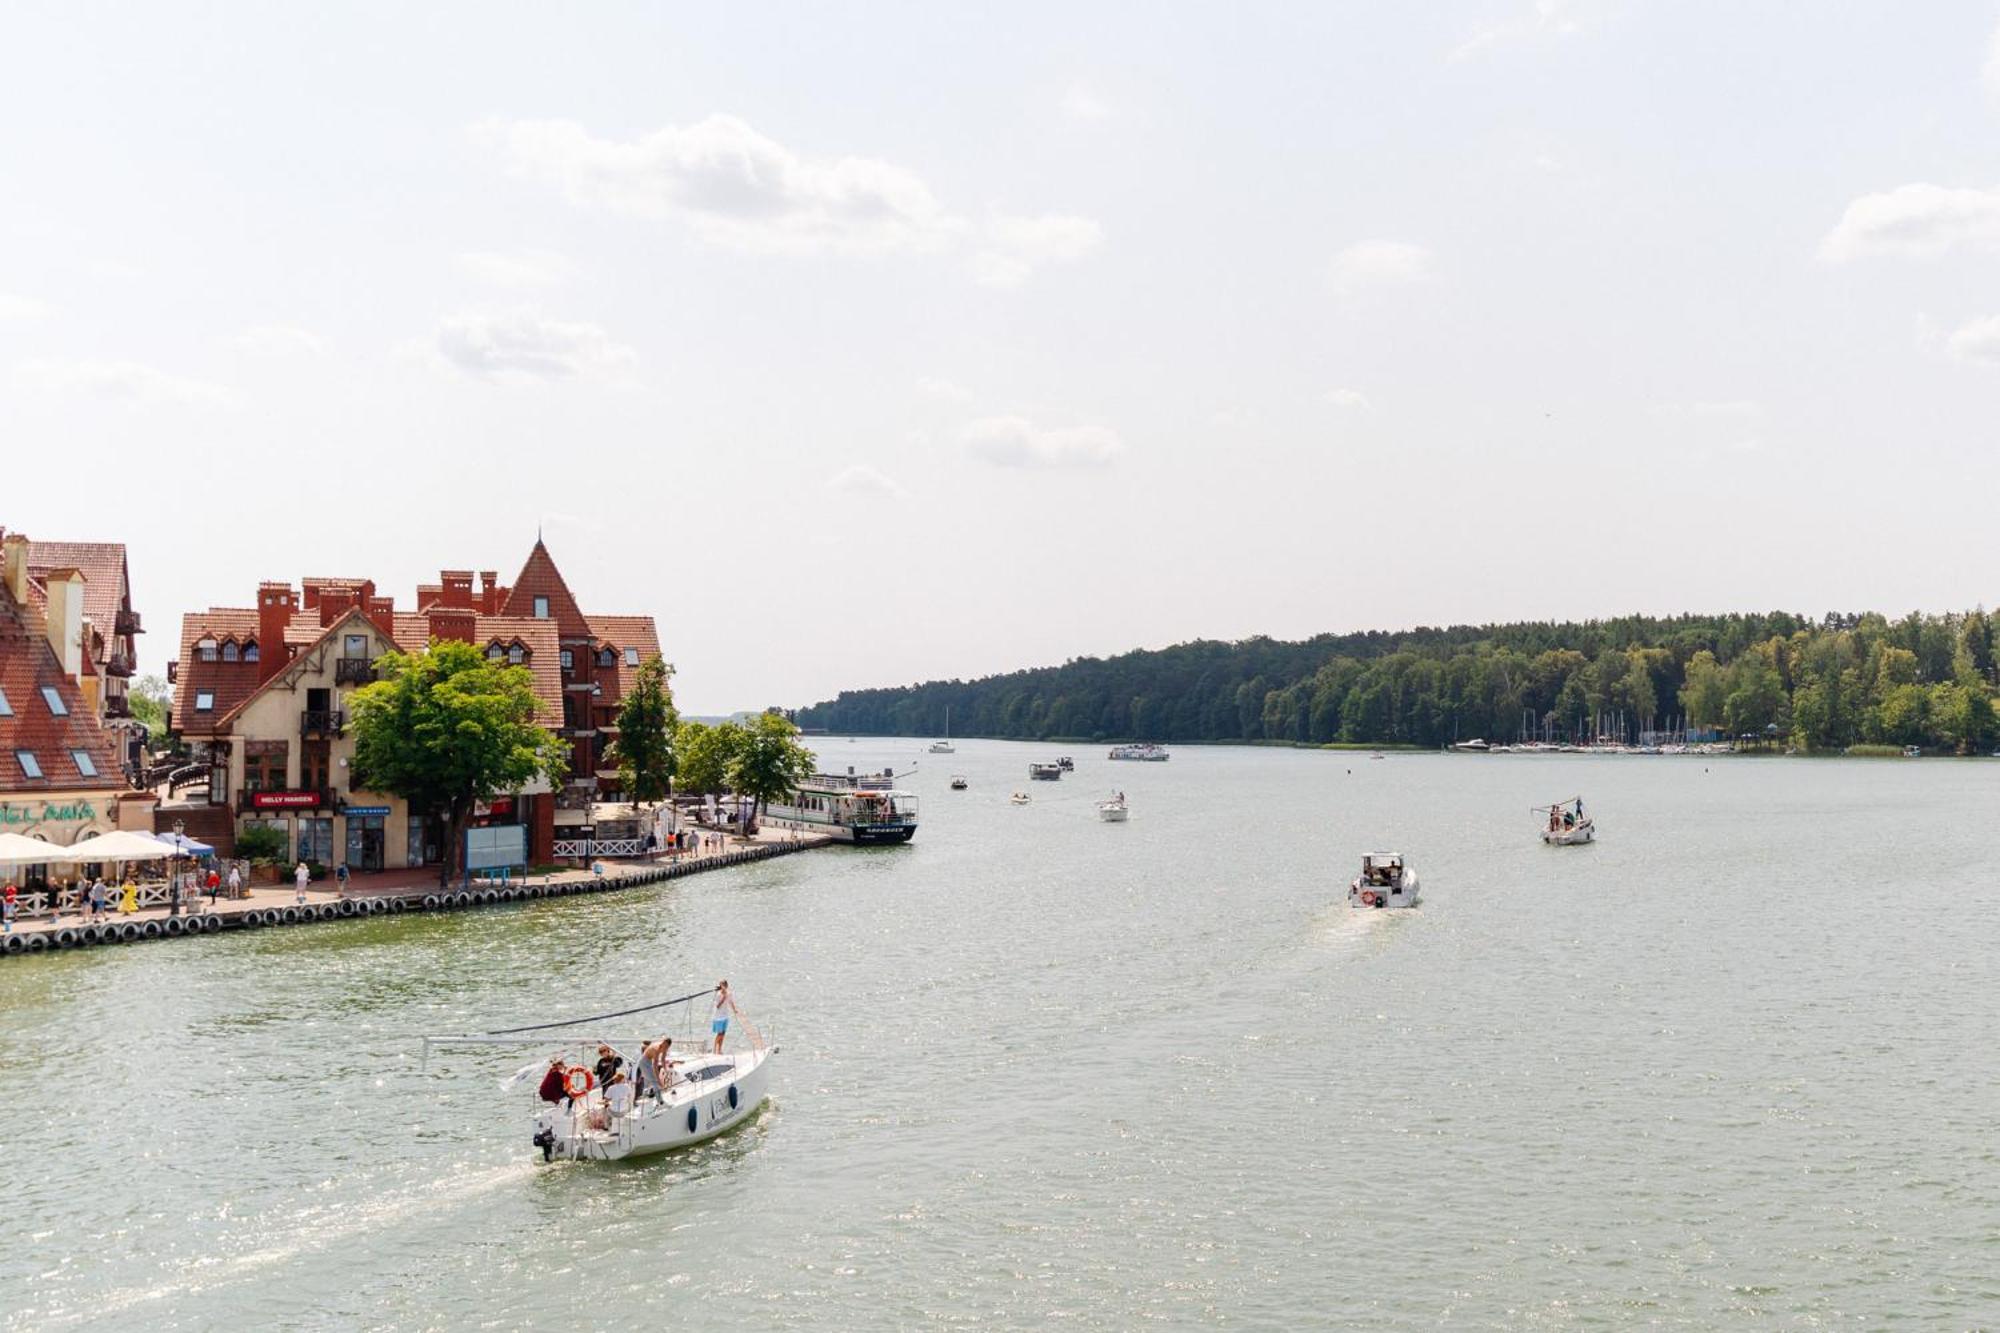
[537,1057,568,1107]
[604,1072,634,1121]
[593,1044,623,1090]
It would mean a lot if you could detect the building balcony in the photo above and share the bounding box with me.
[103,694,132,719]
[116,608,142,636]
[300,709,345,737]
[166,661,178,683]
[334,657,377,685]
[104,651,136,678]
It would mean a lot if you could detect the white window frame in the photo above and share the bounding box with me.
[197,638,219,662]
[40,686,67,716]
[70,749,97,777]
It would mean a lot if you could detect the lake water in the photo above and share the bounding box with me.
[5,741,1998,1328]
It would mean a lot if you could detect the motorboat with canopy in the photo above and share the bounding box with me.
[1349,852,1420,909]
[1535,796,1594,845]
[422,986,775,1163]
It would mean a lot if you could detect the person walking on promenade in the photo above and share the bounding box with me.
[226,865,241,899]
[119,878,137,914]
[89,877,107,920]
[2,884,15,936]
[294,861,310,904]
[335,862,350,895]
[206,867,220,905]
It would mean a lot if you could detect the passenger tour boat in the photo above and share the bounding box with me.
[1349,852,1420,909]
[763,768,919,844]
[1108,743,1170,762]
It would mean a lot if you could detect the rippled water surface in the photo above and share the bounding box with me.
[5,742,1999,1329]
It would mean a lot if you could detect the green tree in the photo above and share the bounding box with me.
[675,720,744,795]
[611,654,680,805]
[1679,650,1728,730]
[348,639,569,886]
[128,674,170,734]
[729,710,819,818]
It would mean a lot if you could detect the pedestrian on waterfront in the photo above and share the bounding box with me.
[119,878,137,914]
[294,861,309,904]
[89,878,107,920]
[643,829,657,860]
[206,867,220,904]
[2,884,15,935]
[226,865,242,899]
[335,862,350,894]
[711,980,736,1053]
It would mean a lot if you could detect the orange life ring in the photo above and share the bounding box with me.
[1360,889,1379,907]
[563,1066,594,1098]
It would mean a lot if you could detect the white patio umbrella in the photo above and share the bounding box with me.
[61,830,177,861]
[0,832,67,864]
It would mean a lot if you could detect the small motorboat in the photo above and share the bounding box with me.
[1029,762,1063,781]
[1010,791,1031,805]
[1097,792,1128,822]
[950,775,968,790]
[1536,796,1594,845]
[423,986,775,1164]
[1349,852,1419,909]
[1057,756,1075,771]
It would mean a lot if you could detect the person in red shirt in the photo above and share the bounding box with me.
[537,1057,568,1107]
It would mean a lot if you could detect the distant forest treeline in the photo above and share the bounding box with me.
[793,611,2000,753]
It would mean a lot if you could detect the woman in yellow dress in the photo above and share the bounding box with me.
[119,878,138,915]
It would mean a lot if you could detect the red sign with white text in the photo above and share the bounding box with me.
[251,790,322,809]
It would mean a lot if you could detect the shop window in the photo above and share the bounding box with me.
[41,686,67,716]
[70,749,97,777]
[16,751,42,779]
[299,817,334,865]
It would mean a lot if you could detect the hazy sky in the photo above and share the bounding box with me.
[6,3,2000,712]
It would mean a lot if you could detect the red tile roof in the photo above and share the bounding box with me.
[387,612,563,720]
[501,540,591,638]
[585,614,665,698]
[23,541,131,669]
[0,569,124,793]
[175,609,263,734]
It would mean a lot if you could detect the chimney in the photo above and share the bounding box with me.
[476,571,499,613]
[44,569,86,680]
[368,596,394,620]
[440,571,474,609]
[1,533,27,605]
[318,584,357,627]
[428,607,476,644]
[258,582,296,684]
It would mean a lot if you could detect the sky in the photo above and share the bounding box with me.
[5,2,2000,713]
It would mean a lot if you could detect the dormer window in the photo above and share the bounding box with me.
[197,638,219,662]
[598,648,615,668]
[244,640,260,662]
[222,640,240,662]
[533,596,549,619]
[508,643,525,664]
[41,686,67,716]
[487,644,504,661]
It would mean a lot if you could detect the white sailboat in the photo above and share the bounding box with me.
[1536,796,1594,845]
[928,707,955,754]
[423,987,776,1163]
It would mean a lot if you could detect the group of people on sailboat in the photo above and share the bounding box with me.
[533,981,742,1130]
[1546,797,1585,834]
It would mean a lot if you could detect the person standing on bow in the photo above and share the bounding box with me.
[711,980,738,1053]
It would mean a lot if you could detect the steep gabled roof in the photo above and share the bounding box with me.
[24,541,130,665]
[175,609,263,732]
[210,607,395,732]
[1,571,123,792]
[501,539,590,638]
[586,614,665,698]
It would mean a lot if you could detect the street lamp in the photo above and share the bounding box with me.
[170,817,185,918]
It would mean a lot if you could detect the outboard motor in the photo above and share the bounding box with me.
[533,1127,555,1162]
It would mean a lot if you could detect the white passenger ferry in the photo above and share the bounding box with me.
[1108,743,1170,761]
[763,768,919,844]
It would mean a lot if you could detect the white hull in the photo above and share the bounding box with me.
[1349,868,1420,909]
[1541,821,1595,845]
[538,1047,773,1161]
[1098,804,1128,822]
[928,743,955,754]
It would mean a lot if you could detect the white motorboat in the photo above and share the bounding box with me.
[1450,738,1490,752]
[1010,791,1031,805]
[1536,796,1594,845]
[1029,762,1063,781]
[1349,852,1420,909]
[423,987,776,1164]
[1097,792,1129,822]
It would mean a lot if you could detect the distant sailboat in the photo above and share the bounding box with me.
[928,706,955,755]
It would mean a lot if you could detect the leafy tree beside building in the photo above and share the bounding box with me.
[611,654,679,805]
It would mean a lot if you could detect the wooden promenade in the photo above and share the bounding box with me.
[0,831,833,956]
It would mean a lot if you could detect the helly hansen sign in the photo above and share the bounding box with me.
[251,791,322,809]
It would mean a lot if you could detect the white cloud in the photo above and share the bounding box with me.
[478,113,959,255]
[234,324,324,355]
[973,214,1103,287]
[829,464,908,499]
[479,113,1099,284]
[961,415,1124,469]
[1819,183,2000,262]
[1061,84,1114,121]
[12,358,235,408]
[1449,0,1596,61]
[456,248,577,288]
[0,292,49,321]
[430,309,635,381]
[1943,314,2000,364]
[1325,388,1372,410]
[1328,239,1434,293]
[916,376,972,402]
